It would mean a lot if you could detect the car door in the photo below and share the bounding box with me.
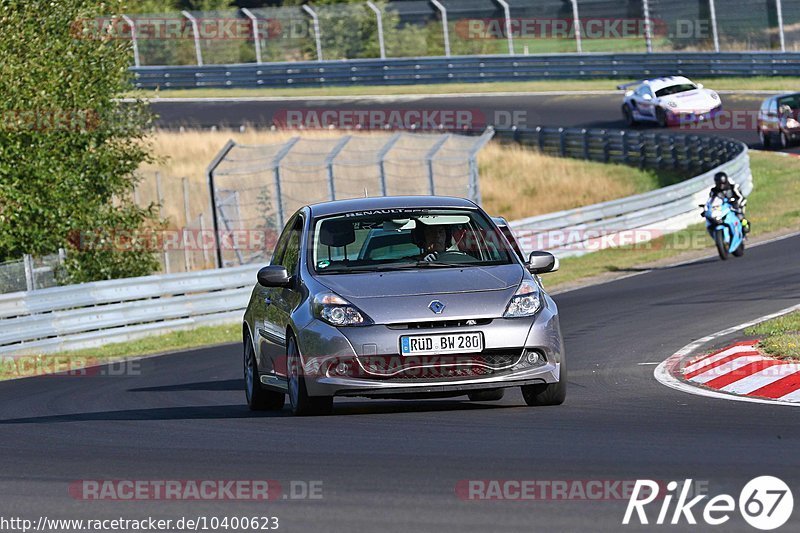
[634,85,656,119]
[259,215,304,378]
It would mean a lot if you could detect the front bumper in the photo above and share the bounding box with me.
[293,300,565,397]
[667,105,722,126]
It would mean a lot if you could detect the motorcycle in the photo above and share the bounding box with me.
[701,195,745,260]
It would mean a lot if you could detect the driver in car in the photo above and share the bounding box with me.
[412,221,452,262]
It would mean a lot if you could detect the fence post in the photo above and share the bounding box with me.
[376,132,402,196]
[23,254,34,292]
[182,177,192,272]
[641,0,653,53]
[206,139,237,269]
[425,135,450,195]
[467,127,495,205]
[776,0,786,52]
[302,5,324,61]
[241,8,263,64]
[272,137,300,229]
[494,0,514,55]
[558,128,566,156]
[708,0,720,52]
[569,0,582,53]
[155,171,170,274]
[181,11,204,66]
[199,213,210,267]
[366,2,386,59]
[121,15,140,67]
[430,0,451,57]
[325,136,352,201]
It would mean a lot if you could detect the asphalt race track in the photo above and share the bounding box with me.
[2,234,799,532]
[150,91,800,155]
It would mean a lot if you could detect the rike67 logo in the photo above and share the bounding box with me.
[623,477,793,530]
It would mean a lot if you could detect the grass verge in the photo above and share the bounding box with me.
[1,324,240,381]
[744,311,800,361]
[136,77,800,99]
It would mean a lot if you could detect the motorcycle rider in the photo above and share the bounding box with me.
[708,172,750,234]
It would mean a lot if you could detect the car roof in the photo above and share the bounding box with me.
[307,195,478,218]
[642,76,694,92]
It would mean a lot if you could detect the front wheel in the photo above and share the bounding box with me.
[656,108,668,128]
[521,363,566,406]
[714,229,729,260]
[780,130,790,149]
[759,129,772,149]
[244,338,285,411]
[287,336,333,416]
[622,104,636,126]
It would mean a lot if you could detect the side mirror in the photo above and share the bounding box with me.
[528,251,559,274]
[642,94,652,101]
[257,265,291,288]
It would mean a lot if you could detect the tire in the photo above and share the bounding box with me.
[780,130,790,149]
[656,108,668,128]
[521,362,566,406]
[759,129,772,149]
[467,388,505,402]
[622,104,636,126]
[713,229,729,260]
[287,335,333,416]
[244,337,285,411]
[732,239,745,257]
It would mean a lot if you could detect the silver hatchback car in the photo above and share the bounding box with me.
[242,196,565,415]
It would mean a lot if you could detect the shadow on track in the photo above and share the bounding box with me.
[0,400,516,424]
[129,379,241,392]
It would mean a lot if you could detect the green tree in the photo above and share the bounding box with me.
[0,0,161,283]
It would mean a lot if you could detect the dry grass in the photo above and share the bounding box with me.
[137,129,679,270]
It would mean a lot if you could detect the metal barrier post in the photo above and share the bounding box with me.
[366,2,386,59]
[430,0,451,57]
[206,140,237,269]
[241,8,263,64]
[494,0,514,55]
[376,132,402,196]
[776,0,786,52]
[302,5,324,61]
[182,177,192,271]
[425,135,451,195]
[272,137,300,228]
[325,136,352,201]
[181,11,204,66]
[569,0,582,53]
[121,15,140,67]
[467,127,495,204]
[642,0,653,53]
[709,0,720,52]
[23,254,34,292]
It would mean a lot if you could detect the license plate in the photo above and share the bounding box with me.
[400,332,484,356]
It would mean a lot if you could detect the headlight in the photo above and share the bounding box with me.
[710,92,719,100]
[313,292,372,327]
[666,101,677,108]
[786,118,800,129]
[503,280,541,318]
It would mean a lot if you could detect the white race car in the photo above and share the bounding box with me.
[619,76,722,127]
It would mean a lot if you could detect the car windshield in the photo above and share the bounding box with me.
[655,83,696,97]
[311,208,515,274]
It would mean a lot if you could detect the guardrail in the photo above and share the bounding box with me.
[0,128,750,356]
[131,52,800,89]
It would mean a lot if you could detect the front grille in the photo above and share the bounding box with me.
[387,318,492,330]
[350,349,523,381]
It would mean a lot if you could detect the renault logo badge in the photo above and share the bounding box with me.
[429,300,445,314]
